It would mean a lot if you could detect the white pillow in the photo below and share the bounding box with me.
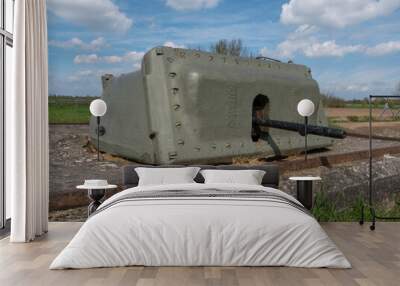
[200,169,266,185]
[135,167,200,186]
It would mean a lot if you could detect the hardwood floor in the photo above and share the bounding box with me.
[0,222,399,286]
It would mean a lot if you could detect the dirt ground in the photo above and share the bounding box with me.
[326,108,400,119]
[49,124,131,195]
[340,121,400,136]
[49,206,87,222]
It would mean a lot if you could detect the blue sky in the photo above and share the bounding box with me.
[47,0,400,99]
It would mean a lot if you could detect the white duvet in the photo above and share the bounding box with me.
[50,183,351,269]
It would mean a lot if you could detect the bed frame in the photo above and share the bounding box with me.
[122,164,280,189]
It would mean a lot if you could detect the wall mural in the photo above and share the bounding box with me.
[46,0,400,224]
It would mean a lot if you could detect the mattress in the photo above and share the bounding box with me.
[50,183,351,269]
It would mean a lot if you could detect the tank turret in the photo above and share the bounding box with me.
[90,46,334,164]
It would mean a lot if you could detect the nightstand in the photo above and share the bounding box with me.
[289,176,321,210]
[77,180,117,216]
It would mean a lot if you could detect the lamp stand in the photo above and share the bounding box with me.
[304,116,308,161]
[96,116,100,161]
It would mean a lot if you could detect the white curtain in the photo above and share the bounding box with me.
[7,0,49,242]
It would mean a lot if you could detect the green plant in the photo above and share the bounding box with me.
[310,191,400,222]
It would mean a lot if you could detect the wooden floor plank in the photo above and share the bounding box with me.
[0,222,399,286]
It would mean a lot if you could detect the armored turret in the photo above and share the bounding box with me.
[90,46,334,164]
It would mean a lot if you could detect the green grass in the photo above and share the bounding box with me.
[49,104,90,124]
[346,115,373,122]
[312,191,400,222]
[49,95,96,124]
[327,117,343,128]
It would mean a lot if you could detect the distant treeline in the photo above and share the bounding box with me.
[49,95,98,105]
[320,93,400,108]
[320,93,347,108]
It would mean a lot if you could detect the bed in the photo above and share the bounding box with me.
[50,164,350,269]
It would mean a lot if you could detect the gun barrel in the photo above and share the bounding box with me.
[254,118,346,139]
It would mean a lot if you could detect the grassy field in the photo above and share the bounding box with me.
[49,95,95,124]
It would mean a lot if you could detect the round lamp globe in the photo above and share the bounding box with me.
[297,99,315,117]
[90,99,107,117]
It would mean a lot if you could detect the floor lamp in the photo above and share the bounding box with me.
[297,99,315,160]
[89,99,107,161]
[359,94,400,230]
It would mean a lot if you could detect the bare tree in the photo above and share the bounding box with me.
[210,39,227,55]
[210,39,249,57]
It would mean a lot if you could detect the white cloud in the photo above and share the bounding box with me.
[318,66,400,98]
[262,24,400,59]
[74,54,99,64]
[49,37,107,51]
[267,26,364,58]
[277,38,400,58]
[90,37,107,49]
[47,0,133,33]
[321,82,372,97]
[103,55,123,63]
[344,84,370,92]
[300,40,363,57]
[74,51,145,65]
[277,39,362,58]
[366,41,400,55]
[124,51,145,62]
[281,0,400,28]
[163,41,186,48]
[66,65,141,86]
[67,70,96,82]
[166,0,221,11]
[259,47,270,57]
[77,70,94,77]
